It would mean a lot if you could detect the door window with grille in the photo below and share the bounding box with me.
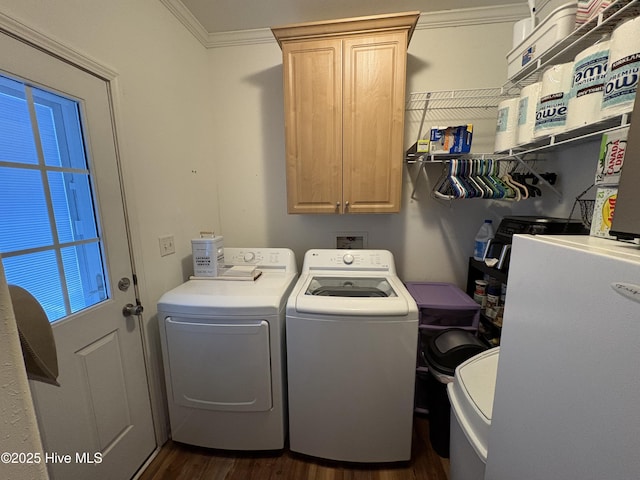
[0,74,106,322]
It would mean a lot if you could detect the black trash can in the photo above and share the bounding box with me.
[424,328,487,458]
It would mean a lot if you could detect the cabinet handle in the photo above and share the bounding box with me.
[336,201,341,209]
[345,201,349,208]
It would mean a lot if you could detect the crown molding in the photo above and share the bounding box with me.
[168,1,530,49]
[0,10,118,80]
[1,2,531,54]
[159,0,210,45]
[204,28,276,48]
[416,4,529,31]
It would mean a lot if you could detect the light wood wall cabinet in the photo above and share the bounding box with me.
[272,12,419,214]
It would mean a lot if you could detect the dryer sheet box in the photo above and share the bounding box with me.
[429,125,473,154]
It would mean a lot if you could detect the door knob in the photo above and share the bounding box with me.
[122,303,144,317]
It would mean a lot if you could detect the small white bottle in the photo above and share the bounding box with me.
[473,219,494,261]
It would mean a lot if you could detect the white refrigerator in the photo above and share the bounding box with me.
[485,234,640,480]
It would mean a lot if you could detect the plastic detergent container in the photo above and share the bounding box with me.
[447,347,500,480]
[473,220,494,261]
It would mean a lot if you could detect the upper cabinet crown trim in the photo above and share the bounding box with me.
[271,11,420,48]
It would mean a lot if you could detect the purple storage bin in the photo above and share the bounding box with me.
[405,282,480,330]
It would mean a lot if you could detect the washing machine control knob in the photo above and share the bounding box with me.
[243,252,256,262]
[343,253,354,265]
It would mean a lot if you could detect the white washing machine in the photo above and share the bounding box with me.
[286,249,418,463]
[447,347,499,480]
[157,248,297,450]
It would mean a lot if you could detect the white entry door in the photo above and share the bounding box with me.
[0,30,155,480]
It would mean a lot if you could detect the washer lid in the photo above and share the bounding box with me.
[305,276,397,297]
[292,273,415,316]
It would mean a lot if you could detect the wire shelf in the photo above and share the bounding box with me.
[404,0,640,203]
[506,0,640,87]
[405,87,518,112]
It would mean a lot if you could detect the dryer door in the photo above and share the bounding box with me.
[165,317,272,411]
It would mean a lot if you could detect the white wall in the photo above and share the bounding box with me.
[209,13,595,287]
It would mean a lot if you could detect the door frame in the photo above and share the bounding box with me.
[0,11,166,458]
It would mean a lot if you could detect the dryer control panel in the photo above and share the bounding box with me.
[224,248,297,272]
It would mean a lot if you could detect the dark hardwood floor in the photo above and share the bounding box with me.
[138,416,449,480]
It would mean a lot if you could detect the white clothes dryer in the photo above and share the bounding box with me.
[286,249,418,463]
[157,248,297,450]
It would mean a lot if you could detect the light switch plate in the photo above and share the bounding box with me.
[159,235,175,256]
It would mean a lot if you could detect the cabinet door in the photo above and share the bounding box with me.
[282,38,343,214]
[343,32,407,213]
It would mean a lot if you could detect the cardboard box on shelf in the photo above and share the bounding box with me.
[596,127,628,186]
[417,139,430,153]
[429,124,473,154]
[590,186,618,238]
